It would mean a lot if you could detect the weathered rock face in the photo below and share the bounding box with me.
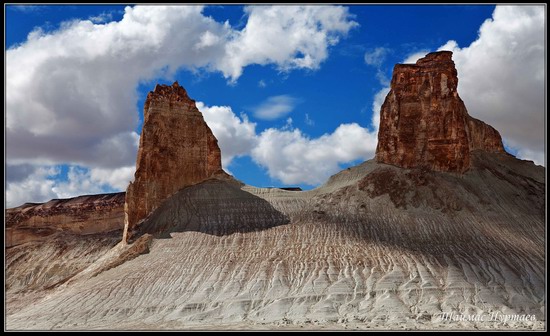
[467,116,505,153]
[5,192,125,299]
[375,51,505,173]
[6,192,125,248]
[124,82,223,241]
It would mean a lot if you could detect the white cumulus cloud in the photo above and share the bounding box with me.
[6,167,59,207]
[89,166,136,190]
[251,124,378,185]
[217,5,358,80]
[197,102,258,167]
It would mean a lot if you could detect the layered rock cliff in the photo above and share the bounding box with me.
[124,82,224,241]
[6,192,125,247]
[6,193,125,306]
[375,51,505,173]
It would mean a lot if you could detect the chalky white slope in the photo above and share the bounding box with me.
[6,151,544,330]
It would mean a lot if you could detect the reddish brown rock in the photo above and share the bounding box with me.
[6,192,125,247]
[467,116,505,153]
[124,82,224,241]
[375,51,505,173]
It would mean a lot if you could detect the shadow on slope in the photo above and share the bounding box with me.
[298,152,545,293]
[132,179,291,240]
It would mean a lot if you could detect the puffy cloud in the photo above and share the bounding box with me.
[437,5,544,165]
[197,98,384,185]
[201,99,381,187]
[197,102,257,167]
[252,95,298,120]
[200,98,379,186]
[51,167,106,199]
[7,6,225,170]
[217,6,358,79]
[89,166,135,190]
[251,123,378,185]
[6,5,357,206]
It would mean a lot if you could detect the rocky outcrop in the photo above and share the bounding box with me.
[124,82,224,241]
[375,51,505,173]
[6,193,125,299]
[6,192,125,247]
[467,116,505,153]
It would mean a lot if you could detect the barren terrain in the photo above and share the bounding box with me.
[6,152,545,330]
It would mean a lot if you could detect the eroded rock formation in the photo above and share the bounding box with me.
[467,116,505,153]
[124,82,224,241]
[6,192,125,247]
[6,193,125,300]
[375,51,505,173]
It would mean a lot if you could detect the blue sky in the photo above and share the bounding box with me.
[5,5,545,207]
